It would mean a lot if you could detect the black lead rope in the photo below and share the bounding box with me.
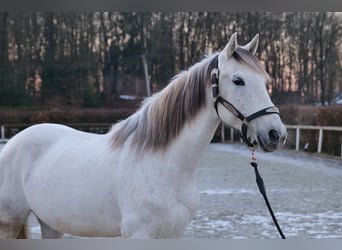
[250,148,286,239]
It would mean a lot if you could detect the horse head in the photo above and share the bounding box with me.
[213,33,287,152]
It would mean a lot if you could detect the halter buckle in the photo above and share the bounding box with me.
[210,68,219,83]
[211,68,219,99]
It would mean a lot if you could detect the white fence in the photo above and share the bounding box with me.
[2,123,342,157]
[220,123,342,157]
[285,125,342,155]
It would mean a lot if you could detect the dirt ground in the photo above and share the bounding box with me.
[1,142,342,239]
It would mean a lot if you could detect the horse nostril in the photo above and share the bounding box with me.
[268,129,280,142]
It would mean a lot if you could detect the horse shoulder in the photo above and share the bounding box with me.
[115,152,200,238]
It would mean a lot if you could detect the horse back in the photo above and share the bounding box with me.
[0,123,87,178]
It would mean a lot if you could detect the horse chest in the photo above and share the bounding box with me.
[119,178,200,238]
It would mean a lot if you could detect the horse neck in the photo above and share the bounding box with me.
[166,94,220,170]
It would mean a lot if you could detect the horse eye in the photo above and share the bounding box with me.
[233,77,245,86]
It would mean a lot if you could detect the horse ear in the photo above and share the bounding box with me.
[224,32,238,59]
[241,34,259,55]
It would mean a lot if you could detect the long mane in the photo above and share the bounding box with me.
[109,48,268,153]
[110,55,215,153]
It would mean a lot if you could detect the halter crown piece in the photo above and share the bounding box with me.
[209,55,280,148]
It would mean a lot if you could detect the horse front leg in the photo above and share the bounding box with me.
[120,215,154,239]
[37,217,64,239]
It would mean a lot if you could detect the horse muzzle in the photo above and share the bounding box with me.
[256,126,287,152]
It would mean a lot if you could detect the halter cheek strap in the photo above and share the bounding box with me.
[209,55,280,147]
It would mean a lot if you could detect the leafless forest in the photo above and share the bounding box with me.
[0,12,341,107]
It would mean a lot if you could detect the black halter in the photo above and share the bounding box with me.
[209,55,280,147]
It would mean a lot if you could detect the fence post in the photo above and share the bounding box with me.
[295,128,300,151]
[230,127,234,142]
[318,128,323,153]
[1,125,4,140]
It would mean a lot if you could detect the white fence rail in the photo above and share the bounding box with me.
[285,125,342,155]
[2,123,342,157]
[220,123,342,157]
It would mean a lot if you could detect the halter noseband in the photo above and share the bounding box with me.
[209,55,280,148]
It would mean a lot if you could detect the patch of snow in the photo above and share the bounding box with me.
[200,188,257,195]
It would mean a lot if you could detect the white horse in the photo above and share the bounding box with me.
[0,33,287,239]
